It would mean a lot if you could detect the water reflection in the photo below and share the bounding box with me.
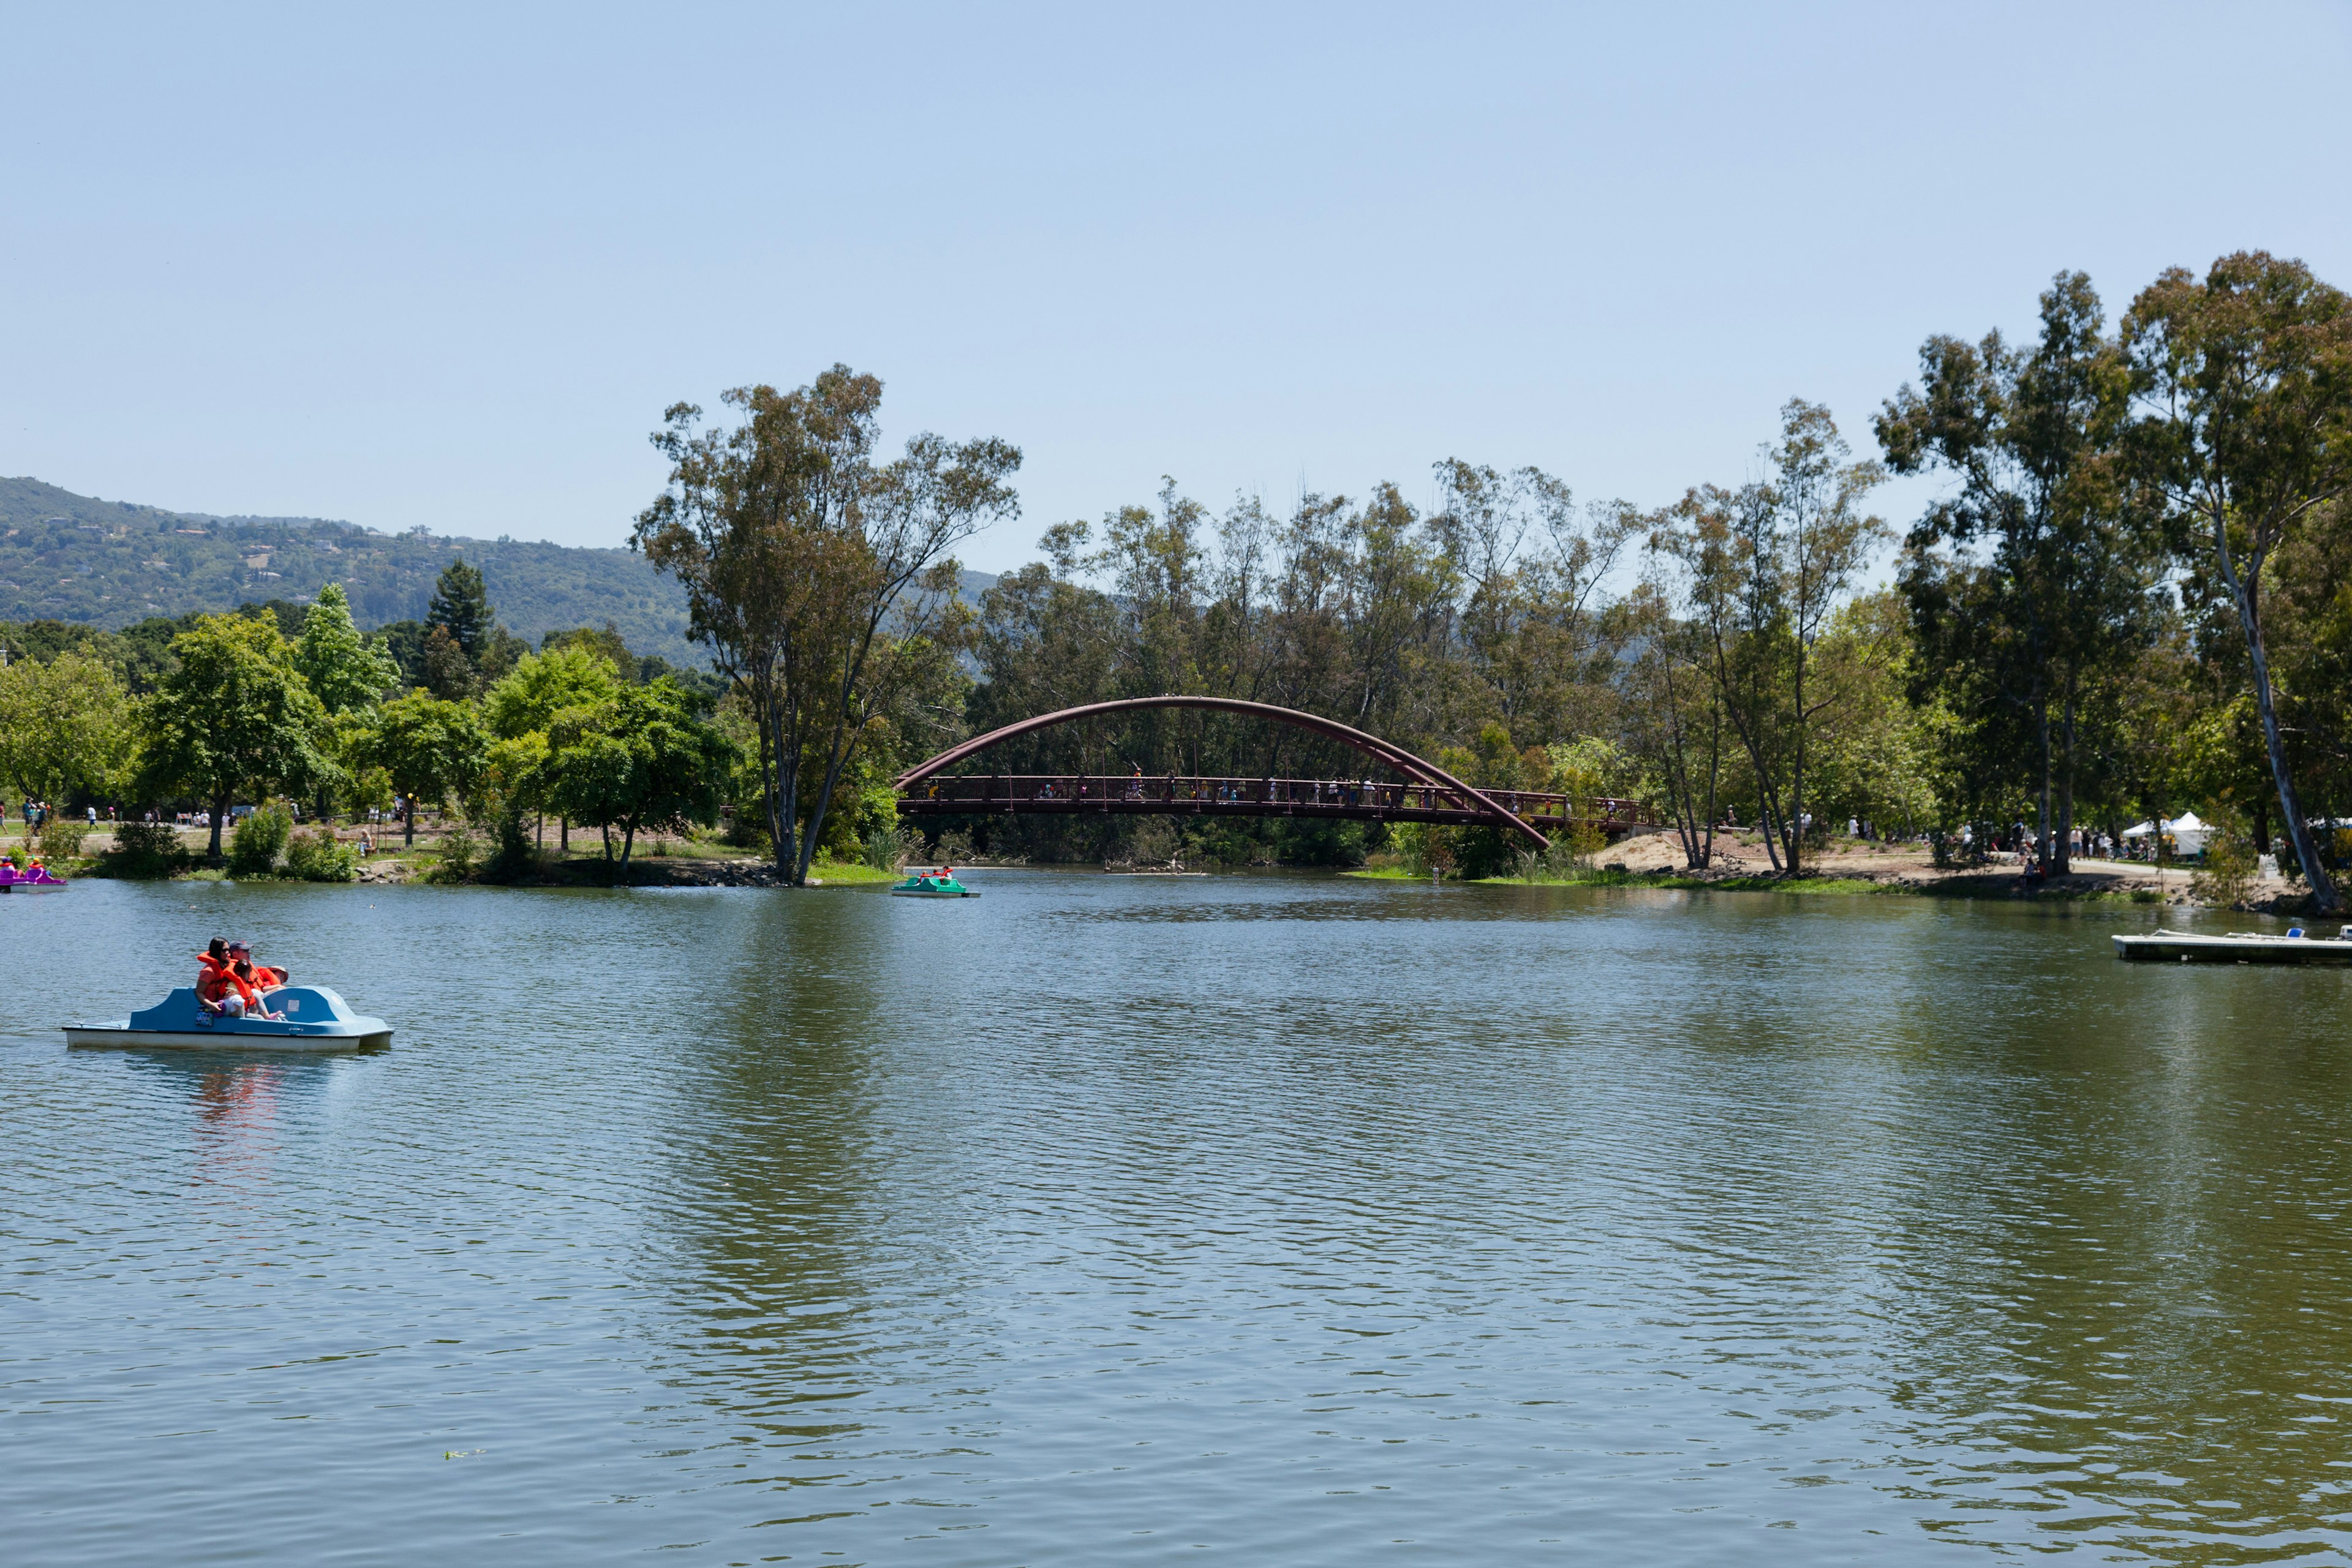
[648,891,908,1521]
[191,1061,283,1193]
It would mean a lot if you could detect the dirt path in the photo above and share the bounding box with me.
[1596,829,2272,905]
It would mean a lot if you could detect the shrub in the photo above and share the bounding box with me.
[283,828,360,883]
[861,825,916,871]
[425,822,478,883]
[227,805,292,877]
[466,799,540,884]
[96,819,186,879]
[2192,813,2257,907]
[36,818,88,861]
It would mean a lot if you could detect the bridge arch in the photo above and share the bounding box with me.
[894,695,1550,850]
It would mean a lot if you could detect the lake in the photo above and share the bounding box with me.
[6,873,2351,1565]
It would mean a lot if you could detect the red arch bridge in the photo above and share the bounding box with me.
[893,696,1654,851]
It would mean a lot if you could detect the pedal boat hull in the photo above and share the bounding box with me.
[65,986,394,1051]
[890,871,979,897]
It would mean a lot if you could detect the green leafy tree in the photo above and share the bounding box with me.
[635,367,1020,884]
[539,680,736,869]
[346,690,488,847]
[484,645,622,850]
[294,583,399,714]
[2125,251,2352,911]
[0,650,140,809]
[485,646,624,741]
[1652,402,1886,874]
[1879,273,2158,874]
[141,614,334,859]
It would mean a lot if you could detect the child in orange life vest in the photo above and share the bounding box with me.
[227,941,288,1001]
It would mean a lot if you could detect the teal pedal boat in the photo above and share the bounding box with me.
[890,869,979,898]
[65,986,394,1051]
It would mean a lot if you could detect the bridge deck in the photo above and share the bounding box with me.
[897,774,1650,832]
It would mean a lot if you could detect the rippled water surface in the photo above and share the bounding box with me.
[8,873,2352,1565]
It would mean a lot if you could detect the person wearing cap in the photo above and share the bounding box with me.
[227,941,289,1003]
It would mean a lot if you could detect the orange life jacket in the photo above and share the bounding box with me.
[197,952,258,1008]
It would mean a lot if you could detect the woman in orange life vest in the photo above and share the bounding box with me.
[197,938,262,1018]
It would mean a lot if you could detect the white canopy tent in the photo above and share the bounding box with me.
[2120,812,2211,856]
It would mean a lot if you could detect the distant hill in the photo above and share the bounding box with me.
[0,477,997,666]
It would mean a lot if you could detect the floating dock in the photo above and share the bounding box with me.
[2114,928,2352,965]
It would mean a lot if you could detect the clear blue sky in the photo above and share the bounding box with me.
[6,2,2349,575]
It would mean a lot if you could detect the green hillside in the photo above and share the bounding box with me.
[0,477,1000,668]
[0,476,701,662]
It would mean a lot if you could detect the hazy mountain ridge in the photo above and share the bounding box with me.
[0,477,998,666]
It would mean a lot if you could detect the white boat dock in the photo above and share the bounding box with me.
[2114,927,2352,965]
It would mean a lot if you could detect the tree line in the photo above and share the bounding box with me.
[919,253,2351,908]
[7,251,2345,906]
[0,561,740,873]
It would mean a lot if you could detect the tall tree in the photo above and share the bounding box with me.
[426,556,494,664]
[636,367,1020,884]
[1878,272,2155,874]
[1654,402,1885,873]
[141,614,334,859]
[1623,580,1725,869]
[295,584,400,715]
[2124,251,2352,911]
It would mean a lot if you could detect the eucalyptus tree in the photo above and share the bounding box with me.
[1622,578,1726,869]
[2124,252,2352,910]
[1877,272,2158,874]
[1430,459,1638,743]
[1653,480,1794,868]
[1652,401,1884,874]
[636,366,1020,884]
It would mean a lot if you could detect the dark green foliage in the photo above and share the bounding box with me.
[283,827,360,882]
[93,818,188,878]
[538,679,737,867]
[426,557,493,660]
[422,625,477,699]
[376,620,429,687]
[227,804,292,876]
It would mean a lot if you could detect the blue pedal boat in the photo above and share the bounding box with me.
[65,986,394,1051]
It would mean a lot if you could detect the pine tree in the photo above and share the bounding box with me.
[426,556,494,663]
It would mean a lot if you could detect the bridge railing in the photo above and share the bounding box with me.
[897,774,1652,827]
